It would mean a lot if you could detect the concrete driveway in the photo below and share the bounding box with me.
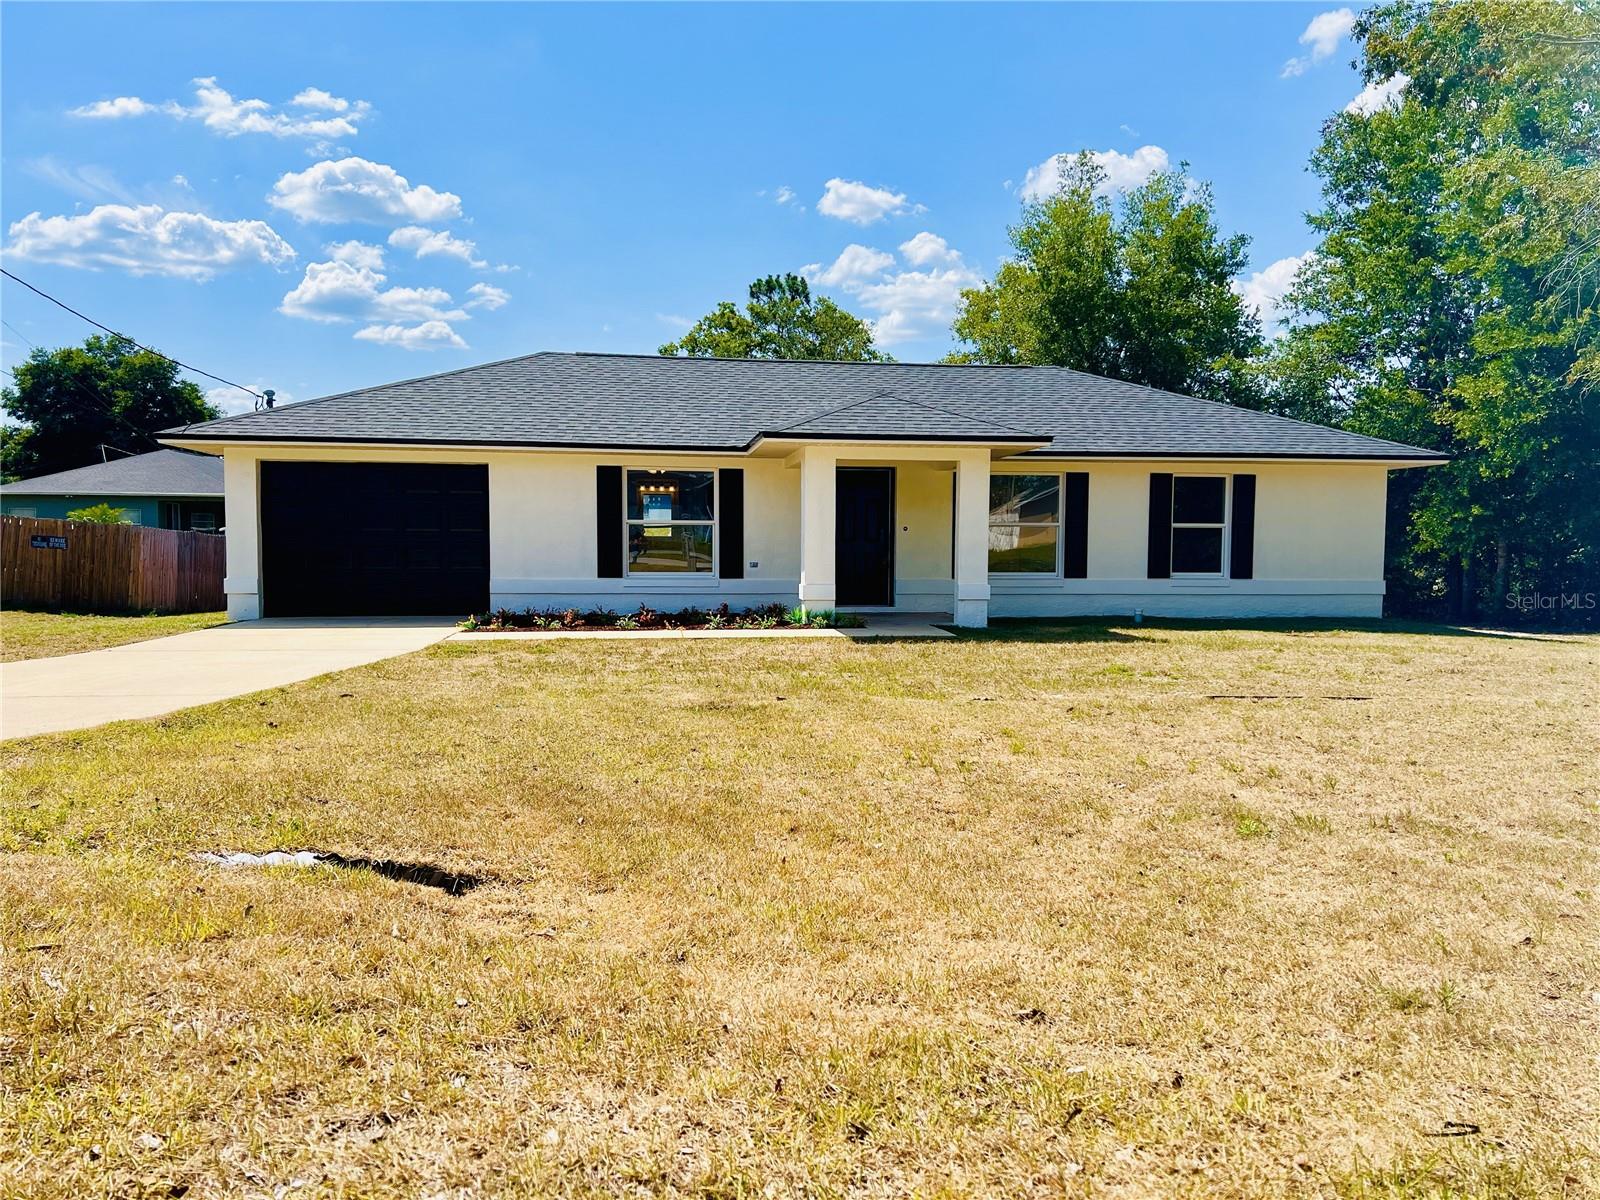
[1,617,457,740]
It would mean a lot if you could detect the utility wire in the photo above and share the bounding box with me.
[1,267,264,402]
[2,318,38,350]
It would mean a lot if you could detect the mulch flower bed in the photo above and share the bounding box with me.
[459,602,864,633]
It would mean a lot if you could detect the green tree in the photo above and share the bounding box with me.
[64,502,132,524]
[659,274,889,361]
[1,335,219,480]
[1265,0,1599,622]
[951,156,1263,404]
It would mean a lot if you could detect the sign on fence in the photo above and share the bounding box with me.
[2,514,224,613]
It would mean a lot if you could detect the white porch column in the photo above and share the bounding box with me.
[952,449,991,627]
[797,444,838,612]
[222,450,261,621]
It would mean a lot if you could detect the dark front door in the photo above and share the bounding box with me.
[260,461,489,617]
[836,467,894,607]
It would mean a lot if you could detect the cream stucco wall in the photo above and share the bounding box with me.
[987,459,1389,618]
[202,442,1394,622]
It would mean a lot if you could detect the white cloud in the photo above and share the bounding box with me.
[817,178,916,225]
[802,244,896,290]
[1346,73,1410,116]
[388,225,487,268]
[657,313,693,330]
[325,239,385,270]
[353,321,467,350]
[1232,250,1317,334]
[71,77,372,140]
[279,258,388,323]
[857,264,983,347]
[1282,8,1356,77]
[465,282,510,310]
[71,96,170,119]
[1020,145,1170,201]
[775,186,796,205]
[799,232,979,346]
[22,157,137,204]
[267,157,462,226]
[4,204,295,280]
[369,285,464,323]
[290,87,350,112]
[279,255,466,327]
[898,231,961,268]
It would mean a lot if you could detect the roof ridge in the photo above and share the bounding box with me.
[162,350,561,435]
[768,390,1045,439]
[578,350,1045,370]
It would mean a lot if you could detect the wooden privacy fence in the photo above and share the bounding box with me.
[1,514,226,614]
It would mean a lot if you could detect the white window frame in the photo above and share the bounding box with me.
[987,471,1063,578]
[1170,474,1230,579]
[623,468,718,578]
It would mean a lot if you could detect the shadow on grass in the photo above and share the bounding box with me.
[943,617,1585,645]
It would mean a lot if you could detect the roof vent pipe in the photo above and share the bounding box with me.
[263,389,275,409]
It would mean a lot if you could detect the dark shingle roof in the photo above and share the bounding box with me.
[769,393,1047,442]
[162,352,1445,460]
[0,448,223,497]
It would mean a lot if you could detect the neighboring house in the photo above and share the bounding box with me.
[161,352,1446,626]
[0,449,225,531]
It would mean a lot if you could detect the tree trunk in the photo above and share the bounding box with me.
[1455,556,1476,622]
[1493,535,1509,610]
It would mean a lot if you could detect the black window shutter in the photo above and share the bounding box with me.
[1230,474,1256,580]
[1063,472,1089,578]
[596,466,622,578]
[1147,472,1173,579]
[719,468,744,579]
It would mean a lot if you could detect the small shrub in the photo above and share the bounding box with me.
[458,613,481,631]
[834,613,866,628]
[65,503,131,524]
[784,605,809,627]
[584,608,618,628]
[615,615,640,630]
[634,604,661,628]
[705,612,727,630]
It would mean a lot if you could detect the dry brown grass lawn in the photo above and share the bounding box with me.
[0,609,228,662]
[2,620,1596,1198]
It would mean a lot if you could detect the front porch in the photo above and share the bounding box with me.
[781,443,998,628]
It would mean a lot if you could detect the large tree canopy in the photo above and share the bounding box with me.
[1,335,219,481]
[1263,0,1598,621]
[950,157,1263,404]
[659,274,889,362]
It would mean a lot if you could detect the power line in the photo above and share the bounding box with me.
[1,267,264,402]
[2,318,38,350]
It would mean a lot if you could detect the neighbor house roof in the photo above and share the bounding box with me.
[162,352,1446,461]
[0,448,224,497]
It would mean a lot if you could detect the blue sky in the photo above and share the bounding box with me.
[1,2,1383,415]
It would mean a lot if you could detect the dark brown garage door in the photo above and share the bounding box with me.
[260,461,489,617]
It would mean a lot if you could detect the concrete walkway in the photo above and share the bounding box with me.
[0,617,457,740]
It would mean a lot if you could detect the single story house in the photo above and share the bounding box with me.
[160,352,1446,626]
[0,448,225,531]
